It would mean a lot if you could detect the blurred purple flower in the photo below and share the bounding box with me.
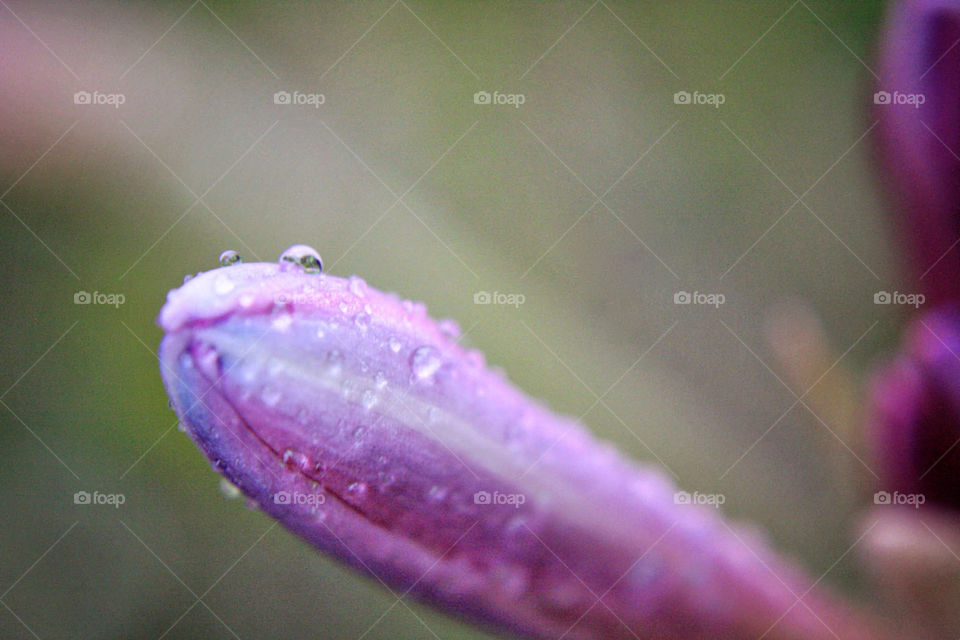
[868,0,960,510]
[866,309,960,509]
[876,0,960,304]
[158,248,882,640]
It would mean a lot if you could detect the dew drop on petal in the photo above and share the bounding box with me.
[389,336,402,353]
[374,371,388,389]
[218,250,242,267]
[466,349,486,368]
[361,389,377,410]
[219,478,242,499]
[213,275,235,295]
[278,244,322,274]
[272,313,293,332]
[347,481,369,499]
[348,275,367,297]
[261,386,282,407]
[427,485,449,502]
[281,449,312,473]
[354,312,371,331]
[410,346,442,381]
[438,319,461,340]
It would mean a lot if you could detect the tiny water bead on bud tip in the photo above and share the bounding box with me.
[279,244,322,274]
[218,250,242,267]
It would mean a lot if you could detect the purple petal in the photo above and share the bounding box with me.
[876,0,960,304]
[159,262,881,640]
[866,307,960,509]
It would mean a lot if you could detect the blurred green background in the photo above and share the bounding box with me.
[0,1,908,638]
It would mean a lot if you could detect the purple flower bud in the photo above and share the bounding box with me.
[876,0,960,304]
[866,308,960,510]
[158,251,882,640]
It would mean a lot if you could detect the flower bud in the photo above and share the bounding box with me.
[159,259,882,640]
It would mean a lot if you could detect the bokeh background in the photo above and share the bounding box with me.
[0,1,912,638]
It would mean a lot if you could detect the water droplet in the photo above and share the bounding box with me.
[438,319,461,340]
[315,327,325,339]
[410,346,442,381]
[347,481,369,498]
[261,386,282,407]
[338,301,349,313]
[213,275,235,295]
[427,485,449,502]
[182,274,194,283]
[219,478,242,499]
[374,371,388,389]
[466,349,486,368]
[281,449,312,473]
[219,250,242,267]
[348,276,367,297]
[354,312,371,331]
[266,358,284,377]
[361,389,377,410]
[325,350,343,374]
[389,336,402,353]
[278,244,322,274]
[272,313,293,332]
[195,343,221,380]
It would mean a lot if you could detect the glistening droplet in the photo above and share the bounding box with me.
[218,250,242,267]
[410,346,442,381]
[279,244,322,274]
